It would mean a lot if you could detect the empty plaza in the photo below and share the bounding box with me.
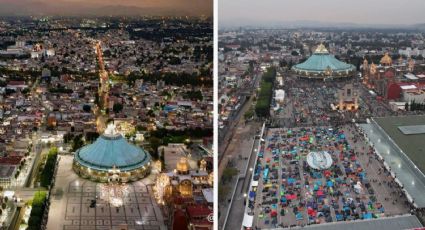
[47,155,166,230]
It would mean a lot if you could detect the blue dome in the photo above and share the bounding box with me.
[75,134,151,172]
[292,44,355,74]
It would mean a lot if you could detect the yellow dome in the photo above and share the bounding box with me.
[315,43,329,54]
[380,53,392,65]
[370,62,377,75]
[176,157,190,172]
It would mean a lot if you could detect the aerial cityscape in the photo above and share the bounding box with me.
[218,0,425,229]
[2,0,425,230]
[0,1,214,228]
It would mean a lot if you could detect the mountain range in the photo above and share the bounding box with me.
[0,0,212,17]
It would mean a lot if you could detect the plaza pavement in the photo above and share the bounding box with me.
[46,155,166,230]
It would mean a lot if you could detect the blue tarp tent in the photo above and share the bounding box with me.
[364,213,373,219]
[296,212,303,220]
[249,191,256,198]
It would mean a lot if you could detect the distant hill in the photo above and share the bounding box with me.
[0,0,212,17]
[411,24,425,31]
[219,19,425,31]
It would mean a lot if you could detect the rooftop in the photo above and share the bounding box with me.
[269,215,422,230]
[0,165,16,179]
[292,44,355,73]
[361,117,425,208]
[374,115,425,174]
[75,124,151,171]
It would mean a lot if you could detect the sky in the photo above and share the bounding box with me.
[0,0,213,16]
[219,0,425,27]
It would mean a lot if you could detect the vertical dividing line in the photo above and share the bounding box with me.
[213,0,219,228]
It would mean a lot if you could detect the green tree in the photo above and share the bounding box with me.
[148,137,162,159]
[40,147,58,187]
[27,191,47,230]
[72,135,84,151]
[83,104,91,113]
[222,167,238,183]
[255,67,276,117]
[85,132,99,143]
[63,133,74,144]
[113,103,123,113]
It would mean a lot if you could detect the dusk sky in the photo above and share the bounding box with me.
[0,0,213,16]
[219,0,425,27]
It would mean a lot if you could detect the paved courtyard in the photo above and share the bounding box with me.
[249,125,409,229]
[47,155,166,230]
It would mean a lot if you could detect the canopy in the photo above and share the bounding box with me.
[242,214,254,228]
[364,213,373,219]
[286,194,297,200]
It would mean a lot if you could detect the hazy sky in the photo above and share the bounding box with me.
[219,0,425,27]
[0,0,213,16]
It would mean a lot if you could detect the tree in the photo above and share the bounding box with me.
[148,137,162,159]
[147,109,155,117]
[72,135,84,151]
[291,50,299,56]
[63,133,74,144]
[244,109,254,120]
[405,102,409,111]
[255,68,275,118]
[183,90,203,101]
[159,148,165,170]
[113,103,123,113]
[85,132,99,143]
[40,147,58,187]
[94,92,99,106]
[168,57,181,65]
[83,104,91,113]
[222,167,238,183]
[27,191,47,230]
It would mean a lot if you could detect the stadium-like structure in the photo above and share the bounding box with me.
[73,124,151,183]
[292,44,356,79]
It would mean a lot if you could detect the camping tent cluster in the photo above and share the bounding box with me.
[251,127,386,228]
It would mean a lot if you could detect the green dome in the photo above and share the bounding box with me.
[292,44,355,75]
[74,134,151,172]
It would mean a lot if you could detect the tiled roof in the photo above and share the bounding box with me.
[75,134,151,171]
[293,46,355,73]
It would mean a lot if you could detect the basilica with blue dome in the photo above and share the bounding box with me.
[73,123,152,183]
[292,44,356,79]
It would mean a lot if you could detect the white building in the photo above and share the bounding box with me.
[399,47,425,57]
[275,89,285,104]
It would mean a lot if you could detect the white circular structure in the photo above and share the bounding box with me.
[307,151,333,170]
